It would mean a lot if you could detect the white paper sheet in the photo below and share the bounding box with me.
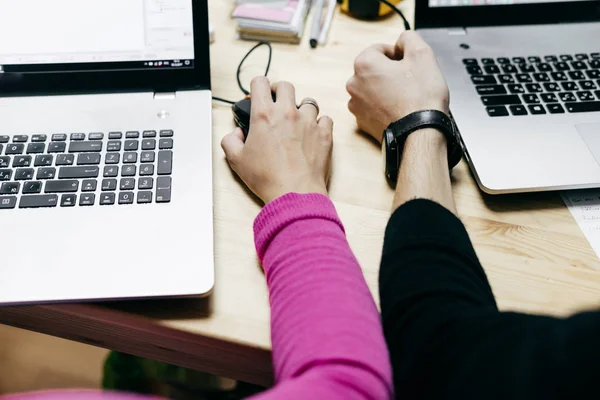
[562,189,600,257]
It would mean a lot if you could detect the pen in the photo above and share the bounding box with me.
[318,0,337,46]
[309,0,325,49]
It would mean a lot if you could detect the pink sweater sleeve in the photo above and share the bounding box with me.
[250,193,393,400]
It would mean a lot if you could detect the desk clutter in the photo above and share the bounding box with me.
[232,0,336,45]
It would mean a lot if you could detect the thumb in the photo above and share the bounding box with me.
[221,128,245,167]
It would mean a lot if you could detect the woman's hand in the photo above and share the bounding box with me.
[221,77,334,204]
[346,31,450,142]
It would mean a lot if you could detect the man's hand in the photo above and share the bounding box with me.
[346,31,450,142]
[221,77,333,204]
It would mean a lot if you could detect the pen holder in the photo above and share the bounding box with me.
[338,0,403,18]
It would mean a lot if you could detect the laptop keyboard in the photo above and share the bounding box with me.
[0,130,173,209]
[465,53,600,117]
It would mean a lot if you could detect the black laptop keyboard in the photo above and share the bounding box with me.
[465,53,600,117]
[0,130,173,209]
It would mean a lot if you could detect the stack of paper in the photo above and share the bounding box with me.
[233,0,310,44]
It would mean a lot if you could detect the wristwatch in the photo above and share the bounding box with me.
[382,110,463,183]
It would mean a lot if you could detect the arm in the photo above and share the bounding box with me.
[221,77,392,399]
[250,193,392,400]
[348,31,600,399]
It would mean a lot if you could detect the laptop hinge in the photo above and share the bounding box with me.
[154,92,176,100]
[448,28,467,36]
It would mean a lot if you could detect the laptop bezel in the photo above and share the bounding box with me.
[0,0,210,96]
[415,0,600,29]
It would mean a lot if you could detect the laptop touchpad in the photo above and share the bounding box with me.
[577,123,600,165]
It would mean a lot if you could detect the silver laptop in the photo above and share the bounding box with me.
[0,0,214,304]
[417,0,600,194]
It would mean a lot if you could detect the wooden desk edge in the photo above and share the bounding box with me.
[0,304,274,387]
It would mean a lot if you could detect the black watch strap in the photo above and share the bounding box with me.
[383,110,463,182]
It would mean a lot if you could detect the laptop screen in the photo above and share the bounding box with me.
[429,0,593,6]
[0,0,195,73]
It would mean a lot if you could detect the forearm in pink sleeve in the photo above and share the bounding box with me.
[250,193,393,400]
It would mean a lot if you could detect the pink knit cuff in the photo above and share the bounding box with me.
[253,193,344,262]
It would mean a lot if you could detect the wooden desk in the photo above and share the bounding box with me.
[1,0,600,388]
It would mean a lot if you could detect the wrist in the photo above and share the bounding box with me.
[404,128,448,152]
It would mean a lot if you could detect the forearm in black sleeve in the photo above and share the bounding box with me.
[380,199,600,399]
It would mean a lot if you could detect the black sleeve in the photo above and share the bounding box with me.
[380,199,600,400]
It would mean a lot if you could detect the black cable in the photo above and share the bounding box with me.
[212,40,273,104]
[378,0,411,31]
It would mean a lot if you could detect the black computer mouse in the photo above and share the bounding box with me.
[232,92,279,139]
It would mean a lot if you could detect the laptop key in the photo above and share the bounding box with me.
[559,92,577,102]
[120,178,135,190]
[100,193,116,205]
[592,53,600,59]
[485,106,509,117]
[575,53,589,60]
[525,83,543,93]
[568,71,586,80]
[140,164,154,176]
[26,143,45,154]
[561,81,579,91]
[484,65,500,74]
[122,165,136,177]
[543,82,561,92]
[13,156,32,167]
[0,157,9,168]
[58,166,99,179]
[142,139,156,150]
[481,95,521,106]
[56,154,75,166]
[498,74,514,84]
[476,85,507,95]
[77,153,101,165]
[547,103,565,114]
[159,139,173,149]
[69,141,102,153]
[482,58,495,65]
[512,57,526,64]
[82,179,97,192]
[571,61,588,70]
[5,144,24,155]
[590,60,600,68]
[19,194,58,208]
[108,132,123,140]
[508,84,525,94]
[516,74,532,83]
[560,55,573,61]
[103,166,119,178]
[31,135,47,142]
[509,105,528,116]
[51,134,67,142]
[139,177,154,190]
[126,131,140,139]
[544,55,558,62]
[518,64,535,73]
[528,56,541,63]
[34,154,53,167]
[61,194,77,207]
[587,70,600,79]
[159,130,174,137]
[45,180,79,193]
[123,152,138,163]
[70,133,85,141]
[157,151,173,175]
[22,181,42,194]
[118,192,134,205]
[13,135,28,143]
[0,136,9,143]
[0,169,12,181]
[533,73,549,82]
[141,151,155,163]
[157,176,171,190]
[124,140,139,151]
[14,168,33,180]
[550,72,568,81]
[48,142,67,153]
[541,93,558,103]
[101,179,117,191]
[36,167,56,180]
[137,191,153,204]
[105,153,120,164]
[554,62,570,71]
[523,94,540,104]
[0,182,20,195]
[107,141,122,152]
[143,130,157,138]
[580,81,597,90]
[497,57,510,64]
[577,91,595,101]
[565,101,600,113]
[79,193,95,206]
[0,196,17,209]
[528,104,546,115]
[536,63,553,72]
[463,58,478,65]
[89,132,104,140]
[467,66,483,75]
